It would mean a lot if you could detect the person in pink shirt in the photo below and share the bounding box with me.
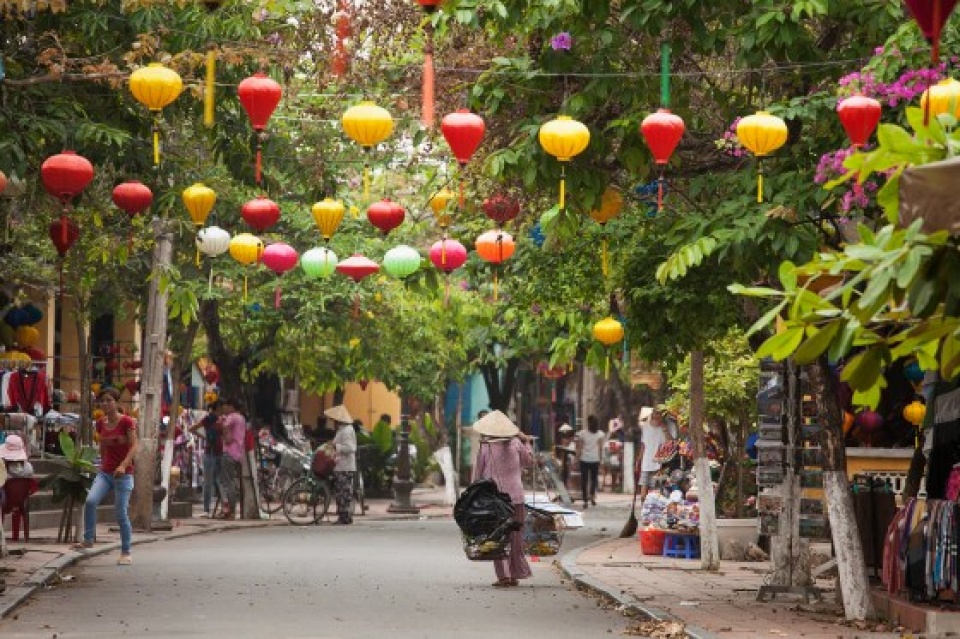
[217,397,247,519]
[472,410,534,588]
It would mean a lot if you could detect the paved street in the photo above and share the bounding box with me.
[0,514,632,638]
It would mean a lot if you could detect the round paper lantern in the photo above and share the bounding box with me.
[0,170,7,195]
[261,242,299,308]
[241,195,281,233]
[855,410,884,432]
[430,188,455,228]
[593,316,624,346]
[128,63,183,165]
[837,95,882,149]
[229,233,264,300]
[112,180,153,218]
[182,183,217,228]
[336,253,380,283]
[475,230,515,264]
[482,193,520,226]
[21,304,42,325]
[15,325,39,348]
[416,0,443,12]
[904,360,925,384]
[237,72,283,184]
[903,400,926,427]
[3,309,26,329]
[41,151,94,205]
[588,188,624,225]
[382,245,421,279]
[736,110,788,202]
[196,226,231,258]
[312,198,346,241]
[301,247,338,279]
[538,115,590,210]
[429,238,467,273]
[441,109,485,166]
[920,78,960,119]
[367,199,406,235]
[342,101,394,148]
[23,347,44,362]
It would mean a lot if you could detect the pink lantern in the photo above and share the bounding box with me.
[428,238,467,273]
[261,242,298,308]
[336,253,381,317]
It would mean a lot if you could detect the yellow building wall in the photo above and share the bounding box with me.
[299,382,401,432]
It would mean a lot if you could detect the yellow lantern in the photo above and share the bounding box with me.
[593,316,624,378]
[311,198,346,241]
[342,101,394,199]
[430,188,455,229]
[904,399,926,448]
[229,233,265,300]
[182,183,217,265]
[736,110,788,203]
[538,115,590,211]
[588,188,625,278]
[15,325,39,349]
[128,63,183,166]
[920,78,960,120]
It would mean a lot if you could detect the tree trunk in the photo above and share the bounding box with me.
[130,220,173,531]
[811,359,874,621]
[690,350,719,570]
[72,302,92,445]
[480,358,520,412]
[199,298,243,401]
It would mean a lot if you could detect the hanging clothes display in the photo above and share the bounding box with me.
[883,498,960,601]
[5,367,50,416]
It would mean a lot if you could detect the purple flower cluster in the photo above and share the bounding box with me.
[815,148,882,213]
[550,32,572,51]
[716,117,746,157]
[838,64,951,107]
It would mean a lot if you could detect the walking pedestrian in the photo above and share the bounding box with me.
[189,400,222,518]
[325,405,357,525]
[576,415,605,508]
[218,397,246,520]
[74,388,137,565]
[472,410,534,588]
[637,408,668,504]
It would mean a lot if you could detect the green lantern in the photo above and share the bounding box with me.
[301,247,338,279]
[382,245,421,279]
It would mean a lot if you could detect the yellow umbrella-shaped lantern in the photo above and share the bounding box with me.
[128,63,183,166]
[920,78,960,121]
[430,188,455,229]
[903,399,927,448]
[736,111,788,203]
[588,187,624,278]
[311,198,346,242]
[593,316,624,379]
[341,101,394,200]
[538,115,590,212]
[228,233,264,301]
[182,183,217,265]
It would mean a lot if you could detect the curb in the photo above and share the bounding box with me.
[559,540,720,639]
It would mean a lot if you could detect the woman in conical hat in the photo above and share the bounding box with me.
[324,405,357,524]
[472,410,534,587]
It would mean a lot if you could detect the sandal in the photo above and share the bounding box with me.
[492,579,519,588]
[71,541,93,551]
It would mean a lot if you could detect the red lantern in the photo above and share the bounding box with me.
[441,110,485,165]
[856,410,884,432]
[415,0,443,11]
[261,242,299,308]
[481,193,520,226]
[41,151,94,205]
[640,109,685,212]
[366,199,406,235]
[204,367,220,385]
[24,347,45,362]
[429,238,467,273]
[337,253,381,317]
[241,196,281,232]
[414,1,444,126]
[332,0,351,77]
[237,72,283,184]
[112,181,154,218]
[358,379,370,390]
[905,0,958,64]
[0,170,7,195]
[837,95,881,149]
[48,217,80,257]
[124,379,140,396]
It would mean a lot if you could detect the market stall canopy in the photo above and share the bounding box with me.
[900,157,960,234]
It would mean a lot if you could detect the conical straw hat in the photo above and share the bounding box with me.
[472,410,519,438]
[324,404,353,425]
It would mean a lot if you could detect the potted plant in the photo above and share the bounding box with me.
[41,430,97,543]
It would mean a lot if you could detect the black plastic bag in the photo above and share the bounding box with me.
[454,478,515,538]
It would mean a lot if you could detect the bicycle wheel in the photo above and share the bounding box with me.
[259,467,291,515]
[353,472,366,516]
[270,468,296,514]
[282,477,330,525]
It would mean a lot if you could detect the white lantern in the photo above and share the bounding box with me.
[196,226,231,257]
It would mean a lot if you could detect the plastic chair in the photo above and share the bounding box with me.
[2,477,40,542]
[662,532,700,559]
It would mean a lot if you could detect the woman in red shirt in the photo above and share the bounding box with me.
[73,388,138,565]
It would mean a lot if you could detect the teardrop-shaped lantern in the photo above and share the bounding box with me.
[261,242,299,308]
[441,109,485,166]
[905,0,959,64]
[241,195,281,233]
[367,199,406,235]
[48,217,80,257]
[920,78,960,119]
[301,247,338,279]
[128,63,183,165]
[588,188,625,278]
[736,111,788,203]
[182,183,217,227]
[641,108,685,212]
[112,181,153,218]
[837,95,882,149]
[311,198,346,241]
[382,245,422,279]
[430,188,455,228]
[538,116,590,211]
[238,72,283,184]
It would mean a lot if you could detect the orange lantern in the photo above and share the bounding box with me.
[475,230,515,301]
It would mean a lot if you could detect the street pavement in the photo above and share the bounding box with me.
[1,488,908,638]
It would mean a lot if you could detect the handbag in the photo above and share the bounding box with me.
[311,448,336,478]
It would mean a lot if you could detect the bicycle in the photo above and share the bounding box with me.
[282,471,333,525]
[258,463,297,515]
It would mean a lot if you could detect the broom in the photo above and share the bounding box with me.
[619,468,641,538]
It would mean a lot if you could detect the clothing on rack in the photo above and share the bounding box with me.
[883,498,960,601]
[2,367,50,415]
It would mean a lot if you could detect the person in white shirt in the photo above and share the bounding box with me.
[637,408,668,503]
[576,416,606,508]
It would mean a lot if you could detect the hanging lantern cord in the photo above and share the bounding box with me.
[207,262,215,295]
[458,163,466,207]
[363,155,371,201]
[657,167,666,212]
[494,233,503,302]
[59,211,69,248]
[152,111,162,166]
[255,131,266,185]
[601,234,609,278]
[274,282,282,309]
[559,164,566,210]
[243,274,248,302]
[204,47,216,127]
[195,230,201,267]
[353,289,361,319]
[756,158,764,204]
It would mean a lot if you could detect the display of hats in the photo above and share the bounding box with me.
[0,434,28,461]
[558,423,573,433]
[472,410,519,438]
[324,404,353,425]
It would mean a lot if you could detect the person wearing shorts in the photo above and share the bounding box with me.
[637,408,668,503]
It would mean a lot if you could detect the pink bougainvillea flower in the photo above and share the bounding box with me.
[550,32,573,51]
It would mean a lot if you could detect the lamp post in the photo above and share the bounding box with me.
[387,415,420,514]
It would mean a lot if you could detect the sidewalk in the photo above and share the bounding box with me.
[0,485,455,619]
[562,537,907,639]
